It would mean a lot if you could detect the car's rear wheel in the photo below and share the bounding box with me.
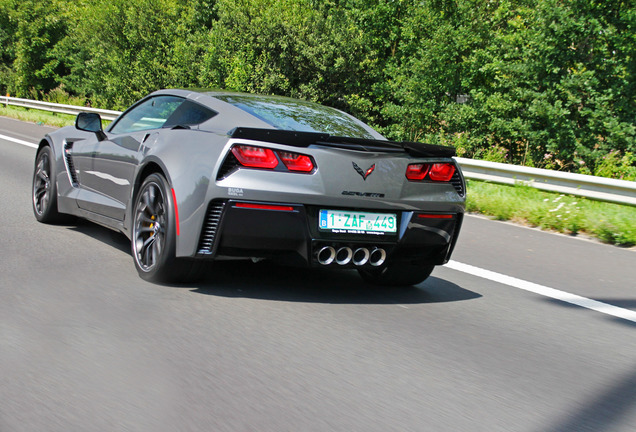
[358,262,434,286]
[132,173,202,283]
[32,146,66,223]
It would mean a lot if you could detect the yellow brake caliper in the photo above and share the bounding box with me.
[149,215,155,237]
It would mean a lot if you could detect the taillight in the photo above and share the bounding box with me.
[406,162,456,182]
[232,145,278,169]
[279,151,314,172]
[429,163,456,181]
[230,145,315,173]
[405,164,430,181]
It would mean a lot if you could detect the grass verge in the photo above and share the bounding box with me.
[467,180,636,247]
[1,105,634,247]
[0,105,77,128]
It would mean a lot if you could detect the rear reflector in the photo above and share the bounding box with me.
[171,188,180,235]
[417,213,454,219]
[232,145,279,169]
[234,203,295,212]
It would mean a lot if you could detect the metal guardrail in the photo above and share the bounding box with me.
[456,158,636,206]
[1,95,121,121]
[2,95,635,205]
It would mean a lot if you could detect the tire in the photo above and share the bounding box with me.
[358,262,435,286]
[131,173,202,283]
[32,146,66,223]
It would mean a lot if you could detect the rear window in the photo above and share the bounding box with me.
[213,94,375,139]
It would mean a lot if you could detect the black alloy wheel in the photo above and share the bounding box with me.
[132,173,202,283]
[32,146,64,223]
[133,177,166,272]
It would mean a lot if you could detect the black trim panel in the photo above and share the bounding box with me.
[229,127,456,157]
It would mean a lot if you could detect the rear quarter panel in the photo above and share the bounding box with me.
[135,128,230,256]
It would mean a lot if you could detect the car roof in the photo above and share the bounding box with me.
[148,89,384,139]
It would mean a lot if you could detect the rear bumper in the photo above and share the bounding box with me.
[195,200,463,269]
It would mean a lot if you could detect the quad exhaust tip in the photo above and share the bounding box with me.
[352,248,370,266]
[369,248,386,267]
[317,246,336,265]
[336,247,353,265]
[316,245,386,267]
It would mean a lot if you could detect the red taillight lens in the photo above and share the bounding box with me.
[232,145,279,169]
[406,162,456,182]
[429,163,456,181]
[405,163,430,181]
[278,151,314,172]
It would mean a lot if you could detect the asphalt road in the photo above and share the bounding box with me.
[1,116,635,432]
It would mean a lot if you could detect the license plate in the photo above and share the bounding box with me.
[319,210,397,235]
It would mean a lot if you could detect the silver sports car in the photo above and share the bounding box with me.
[32,89,465,284]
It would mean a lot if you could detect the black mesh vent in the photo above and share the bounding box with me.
[216,153,240,180]
[450,168,465,197]
[63,142,79,186]
[197,201,226,255]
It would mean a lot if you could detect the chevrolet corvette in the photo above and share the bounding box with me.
[32,89,465,285]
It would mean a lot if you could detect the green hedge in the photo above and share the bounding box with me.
[1,0,633,179]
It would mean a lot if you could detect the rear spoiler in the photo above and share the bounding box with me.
[229,127,456,158]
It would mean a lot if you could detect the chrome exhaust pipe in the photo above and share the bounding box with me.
[317,246,336,265]
[352,248,370,266]
[369,248,386,267]
[335,247,353,265]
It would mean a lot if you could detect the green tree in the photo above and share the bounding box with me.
[197,0,371,111]
[58,0,203,108]
[2,0,68,97]
[440,0,635,173]
[0,0,18,94]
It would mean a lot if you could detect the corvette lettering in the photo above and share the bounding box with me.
[342,191,385,198]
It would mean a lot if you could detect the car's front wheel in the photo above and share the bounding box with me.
[32,146,66,223]
[358,262,435,286]
[131,173,201,283]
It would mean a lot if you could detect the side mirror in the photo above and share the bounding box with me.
[76,112,106,141]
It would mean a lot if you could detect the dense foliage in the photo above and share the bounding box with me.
[1,0,634,178]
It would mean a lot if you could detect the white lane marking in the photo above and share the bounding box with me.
[446,260,636,323]
[0,133,38,149]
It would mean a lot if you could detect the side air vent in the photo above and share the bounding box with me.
[450,168,465,197]
[63,140,79,187]
[197,201,226,255]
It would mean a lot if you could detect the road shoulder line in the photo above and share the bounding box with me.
[446,260,636,323]
[0,133,38,149]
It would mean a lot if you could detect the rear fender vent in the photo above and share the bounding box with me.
[450,167,465,197]
[197,201,226,255]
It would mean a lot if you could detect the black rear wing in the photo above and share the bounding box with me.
[229,127,455,158]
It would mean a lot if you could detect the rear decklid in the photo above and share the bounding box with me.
[218,127,465,204]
